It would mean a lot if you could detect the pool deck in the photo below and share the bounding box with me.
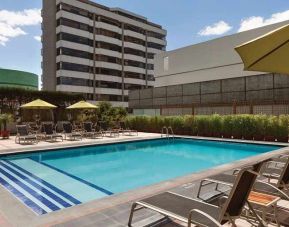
[0,133,289,227]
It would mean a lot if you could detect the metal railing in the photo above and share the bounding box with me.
[161,126,174,139]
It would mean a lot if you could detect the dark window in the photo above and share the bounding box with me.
[99,94,122,102]
[147,42,165,50]
[124,84,144,90]
[124,60,145,69]
[57,18,92,32]
[57,77,93,87]
[99,16,120,27]
[57,47,92,59]
[59,62,91,73]
[124,36,145,46]
[57,32,93,46]
[124,48,145,57]
[147,53,155,59]
[97,42,121,52]
[147,75,155,81]
[57,3,91,18]
[124,24,145,34]
[96,28,121,39]
[100,81,122,89]
[124,72,145,80]
[147,64,154,70]
[147,31,165,40]
[97,68,122,77]
[95,55,121,64]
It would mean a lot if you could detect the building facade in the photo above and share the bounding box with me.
[42,0,166,107]
[0,68,38,90]
[129,21,289,115]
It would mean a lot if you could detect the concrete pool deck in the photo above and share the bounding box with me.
[0,133,288,226]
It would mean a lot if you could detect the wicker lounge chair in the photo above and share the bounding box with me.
[83,122,102,138]
[62,122,82,140]
[128,167,259,227]
[15,125,38,144]
[43,123,63,142]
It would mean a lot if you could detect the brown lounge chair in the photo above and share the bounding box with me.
[128,166,259,227]
[197,156,289,201]
[15,125,38,144]
[43,123,63,142]
[82,122,102,139]
[119,121,138,136]
[62,122,82,140]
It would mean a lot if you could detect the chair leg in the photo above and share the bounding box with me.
[128,203,138,227]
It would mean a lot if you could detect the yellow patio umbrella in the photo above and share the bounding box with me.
[66,100,98,109]
[20,99,56,123]
[235,24,289,75]
[20,99,57,109]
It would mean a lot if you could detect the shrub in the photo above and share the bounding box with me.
[125,114,289,142]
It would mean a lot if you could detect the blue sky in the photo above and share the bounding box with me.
[0,0,289,85]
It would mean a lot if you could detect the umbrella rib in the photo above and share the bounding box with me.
[247,39,289,69]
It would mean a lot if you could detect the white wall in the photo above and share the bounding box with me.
[154,20,289,87]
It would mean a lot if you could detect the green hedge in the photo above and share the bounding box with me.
[125,114,289,142]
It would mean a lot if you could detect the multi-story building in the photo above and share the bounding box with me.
[129,20,289,116]
[42,0,166,107]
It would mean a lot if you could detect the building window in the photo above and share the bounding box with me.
[58,47,93,60]
[124,36,145,46]
[57,77,93,87]
[164,56,169,71]
[57,33,93,46]
[147,42,165,50]
[60,62,91,73]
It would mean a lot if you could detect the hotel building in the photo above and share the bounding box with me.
[42,0,166,107]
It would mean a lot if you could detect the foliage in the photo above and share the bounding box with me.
[96,102,127,126]
[0,113,14,131]
[125,114,289,141]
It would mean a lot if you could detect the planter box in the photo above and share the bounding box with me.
[276,136,288,143]
[254,135,264,141]
[264,135,276,142]
[1,130,10,139]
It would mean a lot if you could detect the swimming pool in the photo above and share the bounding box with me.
[0,138,280,215]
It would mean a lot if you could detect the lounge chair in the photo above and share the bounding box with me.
[128,167,259,227]
[43,123,63,142]
[119,121,138,136]
[197,157,289,200]
[82,122,102,139]
[15,125,38,144]
[99,121,119,137]
[62,122,82,140]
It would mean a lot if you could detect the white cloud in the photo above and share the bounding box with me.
[238,9,289,32]
[198,21,232,36]
[34,35,41,42]
[0,8,41,46]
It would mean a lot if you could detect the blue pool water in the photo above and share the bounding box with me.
[0,138,280,215]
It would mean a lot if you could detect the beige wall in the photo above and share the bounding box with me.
[154,20,289,87]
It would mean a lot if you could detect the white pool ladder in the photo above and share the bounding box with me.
[161,126,175,139]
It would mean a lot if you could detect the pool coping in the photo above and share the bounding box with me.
[0,134,288,226]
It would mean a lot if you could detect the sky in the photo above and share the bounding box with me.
[0,0,289,86]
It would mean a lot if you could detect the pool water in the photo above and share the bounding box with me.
[0,138,280,215]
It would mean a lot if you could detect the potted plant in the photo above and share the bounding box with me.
[0,113,13,139]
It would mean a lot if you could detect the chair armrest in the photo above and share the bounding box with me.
[256,180,289,200]
[189,209,222,227]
